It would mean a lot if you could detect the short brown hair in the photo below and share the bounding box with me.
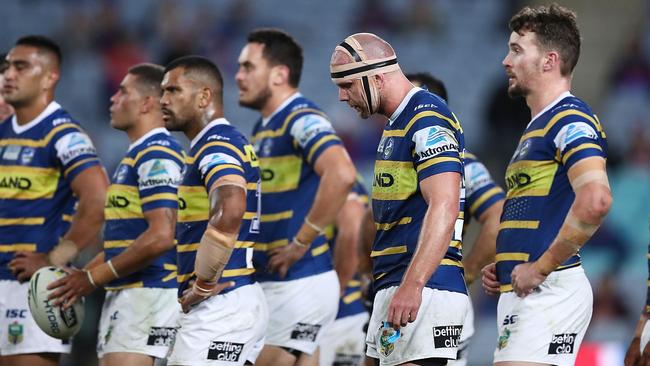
[128,63,164,96]
[509,3,580,76]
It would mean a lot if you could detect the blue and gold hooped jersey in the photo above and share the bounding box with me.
[176,119,261,297]
[103,128,184,290]
[0,102,101,280]
[371,88,466,294]
[496,92,607,292]
[330,181,369,320]
[250,93,342,282]
[463,151,505,225]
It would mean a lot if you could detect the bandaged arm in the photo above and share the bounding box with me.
[533,157,612,275]
[194,174,246,284]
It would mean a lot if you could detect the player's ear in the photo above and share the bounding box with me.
[374,74,385,91]
[271,65,289,86]
[198,87,212,109]
[42,70,59,91]
[141,95,156,114]
[543,51,559,72]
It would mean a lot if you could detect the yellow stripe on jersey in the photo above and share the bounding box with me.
[104,184,142,220]
[561,143,602,164]
[500,284,513,292]
[375,217,412,231]
[252,108,328,140]
[121,146,185,167]
[323,225,335,240]
[222,268,255,277]
[469,187,503,215]
[0,165,60,200]
[519,109,603,142]
[495,252,530,262]
[499,220,540,230]
[140,193,178,204]
[0,217,45,226]
[416,156,461,173]
[178,186,209,223]
[62,214,73,222]
[63,157,100,177]
[450,240,462,249]
[382,111,462,138]
[348,280,362,287]
[254,239,289,251]
[342,291,362,304]
[370,245,407,257]
[372,161,417,201]
[505,160,557,199]
[105,282,144,291]
[306,135,340,162]
[187,141,248,164]
[0,244,36,252]
[441,258,463,267]
[0,123,82,148]
[205,164,245,184]
[104,240,132,249]
[311,243,329,257]
[259,155,302,193]
[243,210,293,222]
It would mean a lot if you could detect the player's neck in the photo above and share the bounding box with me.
[126,117,164,143]
[261,88,298,118]
[186,109,224,141]
[526,78,571,119]
[380,78,415,118]
[13,96,53,125]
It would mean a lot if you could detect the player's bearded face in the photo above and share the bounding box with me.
[1,46,50,108]
[337,79,371,119]
[160,69,196,132]
[236,43,273,110]
[503,31,540,98]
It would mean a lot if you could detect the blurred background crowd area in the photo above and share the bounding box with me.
[1,0,649,365]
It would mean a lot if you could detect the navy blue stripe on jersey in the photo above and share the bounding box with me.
[496,95,607,292]
[0,104,101,280]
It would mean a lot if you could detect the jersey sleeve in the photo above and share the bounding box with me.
[646,244,650,314]
[196,141,246,191]
[289,113,342,164]
[134,145,184,212]
[53,124,102,181]
[464,159,505,219]
[551,113,606,169]
[410,114,463,182]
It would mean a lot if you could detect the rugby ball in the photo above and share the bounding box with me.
[27,266,84,339]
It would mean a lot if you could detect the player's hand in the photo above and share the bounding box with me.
[179,279,234,313]
[46,268,94,309]
[8,251,50,282]
[511,262,547,297]
[387,281,422,329]
[481,263,500,296]
[640,338,650,366]
[625,336,641,366]
[267,241,309,278]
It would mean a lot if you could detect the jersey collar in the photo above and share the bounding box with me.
[127,127,170,152]
[528,91,573,127]
[262,92,301,127]
[191,118,230,149]
[11,101,62,134]
[388,87,421,126]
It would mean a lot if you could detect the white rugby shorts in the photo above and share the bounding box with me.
[641,318,650,353]
[0,280,71,355]
[319,312,369,366]
[167,283,269,366]
[261,270,340,355]
[366,286,469,366]
[97,287,179,359]
[447,296,474,366]
[494,266,593,366]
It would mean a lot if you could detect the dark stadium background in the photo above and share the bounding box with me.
[2,0,648,365]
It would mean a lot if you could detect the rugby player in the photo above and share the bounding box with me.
[406,72,505,366]
[47,63,184,366]
[481,5,612,366]
[331,33,469,366]
[0,35,107,366]
[0,55,14,121]
[235,28,356,366]
[319,180,371,366]
[161,56,268,366]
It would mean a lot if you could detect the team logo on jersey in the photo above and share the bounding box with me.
[3,145,21,161]
[554,122,598,152]
[433,325,462,348]
[497,327,511,350]
[19,147,35,165]
[138,159,183,189]
[383,138,394,159]
[115,165,129,183]
[8,321,23,344]
[377,136,387,154]
[208,341,244,361]
[261,139,273,157]
[377,322,400,357]
[56,132,97,165]
[290,323,322,342]
[511,139,531,161]
[548,333,577,354]
[413,126,458,161]
[147,327,177,346]
[198,153,241,178]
